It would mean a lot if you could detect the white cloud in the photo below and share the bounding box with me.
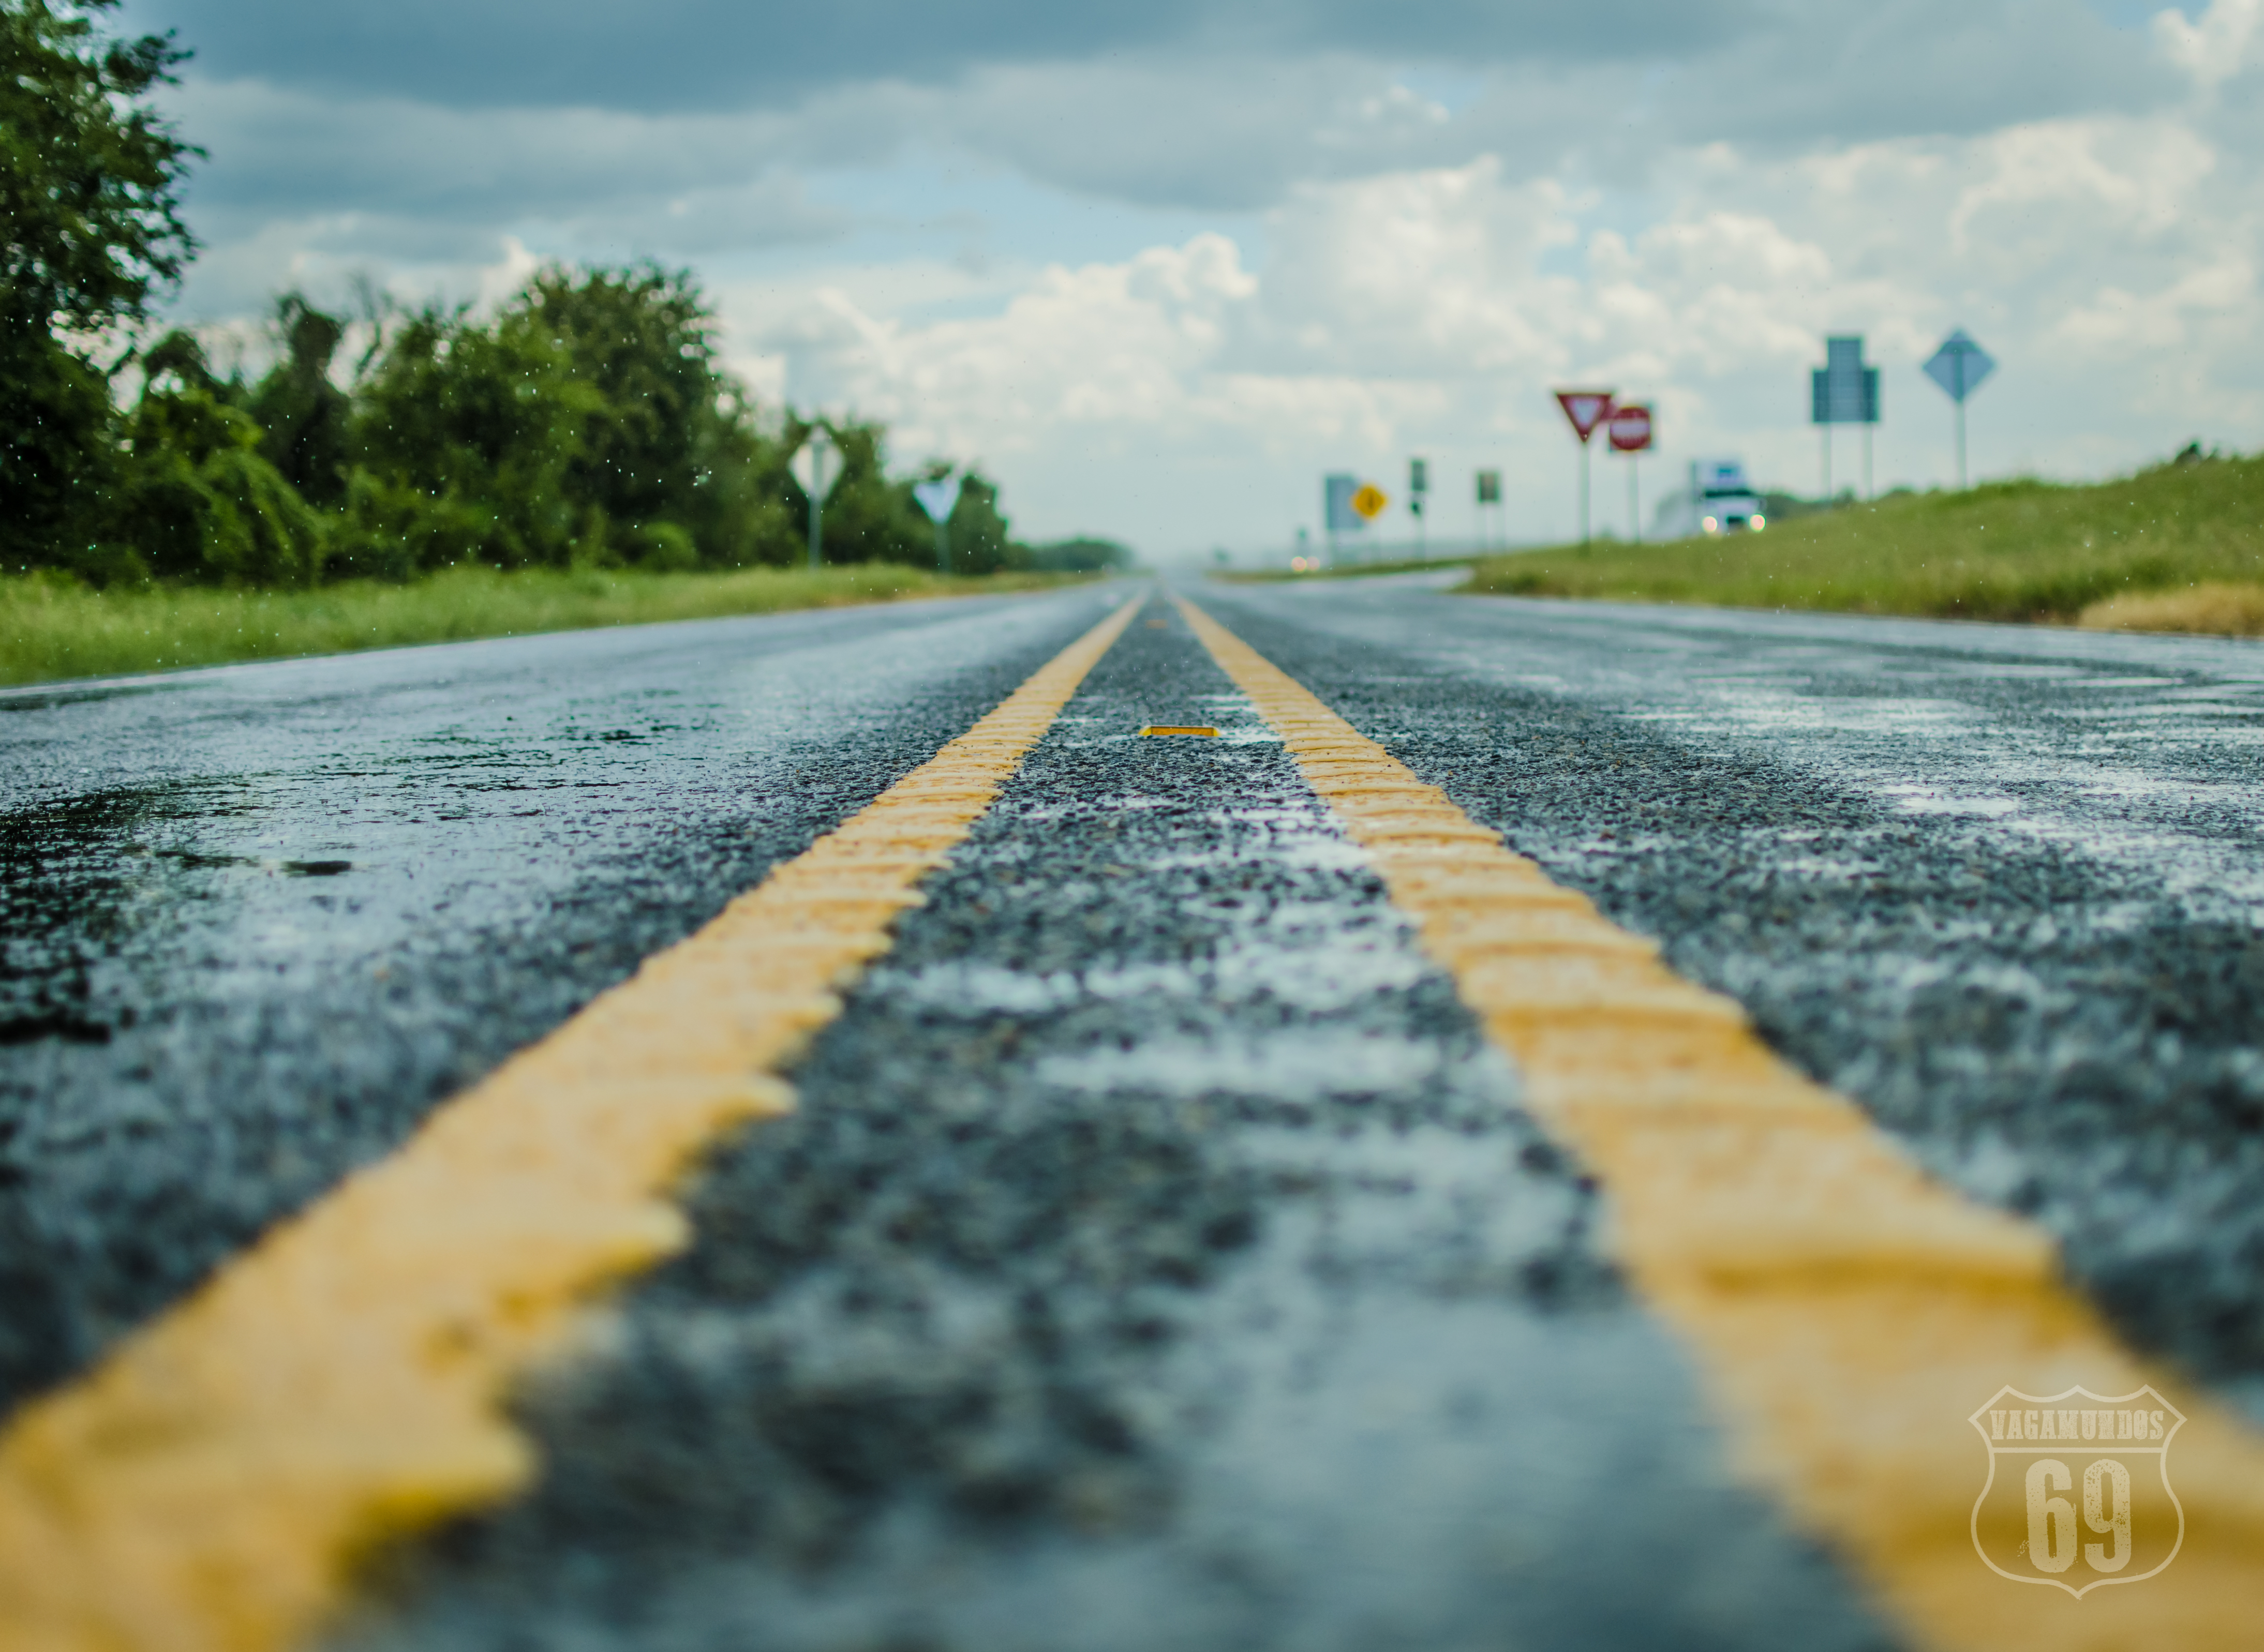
[730,105,2262,559]
[2154,0,2264,90]
[128,1,2263,561]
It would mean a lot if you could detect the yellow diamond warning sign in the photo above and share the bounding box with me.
[1350,484,1388,520]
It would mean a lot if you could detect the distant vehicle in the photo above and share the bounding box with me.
[1687,459,1766,535]
[1657,460,1769,538]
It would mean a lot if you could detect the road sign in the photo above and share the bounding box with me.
[1811,337,1880,501]
[1475,469,1500,504]
[1924,329,1995,402]
[1810,336,1879,425]
[1351,483,1389,520]
[1608,404,1654,544]
[912,475,962,522]
[1607,403,1654,452]
[1324,473,1363,534]
[1554,391,1614,442]
[1924,329,1997,490]
[790,429,838,569]
[913,474,962,572]
[1409,458,1429,495]
[789,430,841,501]
[1556,389,1615,545]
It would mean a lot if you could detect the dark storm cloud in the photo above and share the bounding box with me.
[1670,0,2180,148]
[169,78,845,231]
[119,0,1745,113]
[115,0,2205,327]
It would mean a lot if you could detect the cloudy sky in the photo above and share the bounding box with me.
[117,0,2263,560]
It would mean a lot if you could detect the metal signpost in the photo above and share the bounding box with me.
[1409,457,1429,558]
[1554,390,1615,545]
[790,428,840,569]
[912,474,963,573]
[1323,472,1361,564]
[1607,403,1653,542]
[1809,336,1879,501]
[1922,329,1996,490]
[1475,468,1501,549]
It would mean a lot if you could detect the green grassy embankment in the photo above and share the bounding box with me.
[1456,454,2264,634]
[0,563,1091,688]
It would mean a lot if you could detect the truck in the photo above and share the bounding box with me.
[1656,459,1767,538]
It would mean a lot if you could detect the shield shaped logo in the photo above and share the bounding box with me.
[1969,1386,2186,1596]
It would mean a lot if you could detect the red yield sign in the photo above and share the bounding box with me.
[1607,403,1654,453]
[1554,390,1614,443]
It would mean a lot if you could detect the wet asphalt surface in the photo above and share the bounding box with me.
[334,603,1891,1652]
[1199,577,2264,1427]
[6,574,2264,1645]
[0,591,1115,1409]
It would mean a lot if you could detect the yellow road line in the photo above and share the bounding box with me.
[1137,725,1219,737]
[1174,593,2264,1652]
[0,593,1146,1652]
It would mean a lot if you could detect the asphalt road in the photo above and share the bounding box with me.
[0,593,1110,1408]
[6,575,2264,1647]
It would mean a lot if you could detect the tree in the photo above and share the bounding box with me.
[791,417,920,566]
[943,472,1024,574]
[118,329,326,585]
[1029,536,1133,572]
[0,0,197,567]
[342,302,605,576]
[338,266,802,576]
[247,295,353,507]
[520,265,713,550]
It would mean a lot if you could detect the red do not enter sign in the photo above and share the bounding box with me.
[1607,403,1654,452]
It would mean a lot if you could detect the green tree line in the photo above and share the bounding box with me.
[2,1,1128,589]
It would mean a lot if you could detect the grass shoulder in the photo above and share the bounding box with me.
[1216,553,1487,583]
[1456,454,2264,634]
[0,563,1095,688]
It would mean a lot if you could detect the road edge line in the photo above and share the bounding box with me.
[1173,591,2264,1652]
[0,590,1148,1652]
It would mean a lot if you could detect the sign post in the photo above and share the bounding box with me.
[1554,391,1615,545]
[1810,336,1880,501]
[1323,472,1361,565]
[1475,468,1501,550]
[1922,329,1997,490]
[1607,403,1654,542]
[912,473,963,573]
[1409,457,1429,560]
[790,428,840,569]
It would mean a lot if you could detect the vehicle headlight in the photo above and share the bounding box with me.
[1750,514,1766,531]
[1702,515,1718,533]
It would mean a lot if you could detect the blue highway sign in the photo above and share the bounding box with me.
[1923,330,1996,403]
[1811,335,1879,425]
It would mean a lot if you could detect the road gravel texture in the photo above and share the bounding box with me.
[0,593,1113,1412]
[6,574,2264,1646]
[335,603,1894,1652]
[1205,578,2264,1424]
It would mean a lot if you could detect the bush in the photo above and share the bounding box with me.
[113,334,326,586]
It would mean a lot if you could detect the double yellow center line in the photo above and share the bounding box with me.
[1171,594,2264,1652]
[0,596,1142,1652]
[1,588,2256,1652]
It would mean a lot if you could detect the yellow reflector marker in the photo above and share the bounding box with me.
[1173,593,2264,1652]
[0,593,1146,1652]
[1138,725,1219,737]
